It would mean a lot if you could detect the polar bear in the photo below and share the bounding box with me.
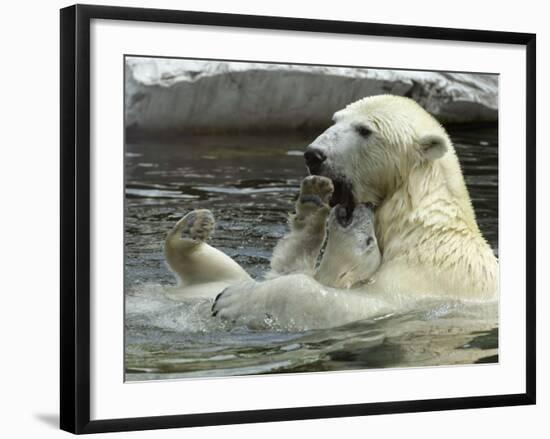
[175,95,498,329]
[164,176,381,304]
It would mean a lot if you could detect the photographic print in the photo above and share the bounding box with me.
[124,56,499,382]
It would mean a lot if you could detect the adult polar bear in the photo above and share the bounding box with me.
[184,95,498,329]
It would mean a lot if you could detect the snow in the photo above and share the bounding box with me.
[125,57,498,135]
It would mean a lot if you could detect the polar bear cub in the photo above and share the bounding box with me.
[316,202,381,288]
[164,176,381,298]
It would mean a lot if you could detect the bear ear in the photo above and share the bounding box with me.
[332,110,344,123]
[418,134,449,160]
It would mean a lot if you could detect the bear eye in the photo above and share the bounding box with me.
[365,237,374,247]
[355,124,372,138]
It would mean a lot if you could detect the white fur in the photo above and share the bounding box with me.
[316,95,498,299]
[177,96,498,329]
[315,204,381,289]
[164,210,251,300]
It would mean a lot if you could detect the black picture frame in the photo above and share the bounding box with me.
[60,4,536,434]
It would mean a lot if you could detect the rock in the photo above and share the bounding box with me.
[125,58,497,135]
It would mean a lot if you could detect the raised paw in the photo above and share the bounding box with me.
[179,209,215,242]
[299,175,334,205]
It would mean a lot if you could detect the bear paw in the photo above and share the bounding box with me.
[179,209,215,242]
[292,176,334,224]
[299,175,334,206]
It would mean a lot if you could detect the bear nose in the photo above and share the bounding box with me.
[304,148,326,174]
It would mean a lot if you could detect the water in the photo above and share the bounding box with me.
[124,126,498,381]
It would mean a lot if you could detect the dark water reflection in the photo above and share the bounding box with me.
[124,126,498,380]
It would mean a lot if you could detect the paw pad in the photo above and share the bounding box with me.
[300,175,334,203]
[180,209,215,242]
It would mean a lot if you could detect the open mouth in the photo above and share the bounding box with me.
[335,204,354,227]
[331,179,355,226]
[330,179,354,207]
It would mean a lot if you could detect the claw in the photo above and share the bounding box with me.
[215,288,227,304]
[211,287,228,316]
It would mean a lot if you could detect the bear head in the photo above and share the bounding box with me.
[304,94,453,207]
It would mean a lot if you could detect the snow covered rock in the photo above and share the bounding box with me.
[125,58,497,135]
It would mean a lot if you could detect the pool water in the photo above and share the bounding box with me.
[124,126,498,381]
